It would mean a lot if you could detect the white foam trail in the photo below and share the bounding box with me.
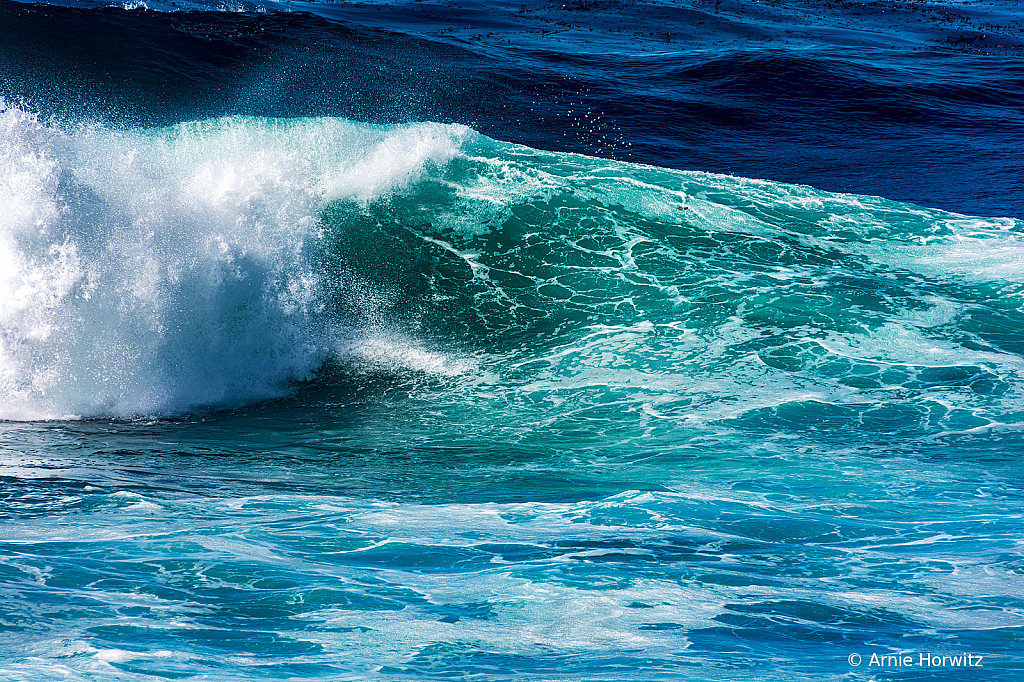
[0,107,470,420]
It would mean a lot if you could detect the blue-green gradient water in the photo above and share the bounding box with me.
[3,111,1023,680]
[2,1,1024,679]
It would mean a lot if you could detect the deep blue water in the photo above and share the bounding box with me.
[1,1,1024,680]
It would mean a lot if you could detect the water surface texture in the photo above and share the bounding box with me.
[1,1,1023,680]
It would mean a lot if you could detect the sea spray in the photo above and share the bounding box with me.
[0,108,471,419]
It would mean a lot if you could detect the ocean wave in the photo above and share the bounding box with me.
[3,105,1023,429]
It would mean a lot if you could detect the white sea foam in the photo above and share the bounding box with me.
[0,106,471,420]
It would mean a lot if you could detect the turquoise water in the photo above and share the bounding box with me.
[1,112,1022,678]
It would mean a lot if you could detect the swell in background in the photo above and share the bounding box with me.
[1,0,1023,218]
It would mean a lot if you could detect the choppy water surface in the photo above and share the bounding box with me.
[1,1,1023,680]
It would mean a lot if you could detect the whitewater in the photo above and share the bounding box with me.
[1,109,473,419]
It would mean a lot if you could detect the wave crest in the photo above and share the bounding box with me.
[0,107,469,419]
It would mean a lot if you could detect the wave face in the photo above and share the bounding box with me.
[7,106,1023,429]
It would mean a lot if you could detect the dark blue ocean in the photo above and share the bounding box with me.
[1,1,1023,679]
